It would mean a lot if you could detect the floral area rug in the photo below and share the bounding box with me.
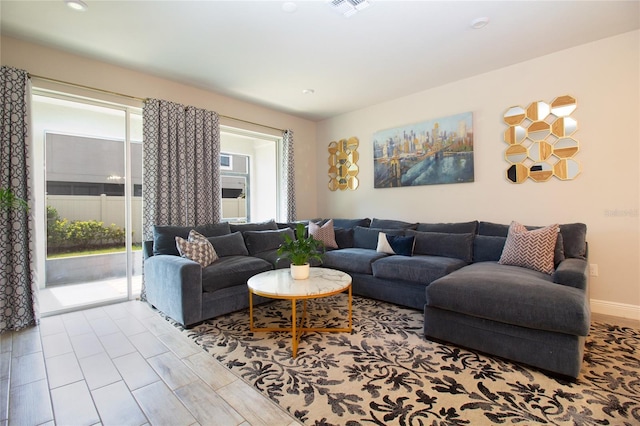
[170,295,640,425]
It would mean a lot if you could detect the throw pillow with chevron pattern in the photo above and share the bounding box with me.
[498,221,559,274]
[309,219,338,248]
[175,229,218,267]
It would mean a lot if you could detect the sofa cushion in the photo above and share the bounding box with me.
[243,228,295,256]
[353,226,405,250]
[334,228,354,249]
[207,232,248,257]
[309,219,338,249]
[478,221,586,260]
[499,221,559,274]
[322,248,388,274]
[370,218,418,230]
[559,223,587,259]
[326,218,371,229]
[416,221,478,234]
[230,220,278,233]
[425,262,590,336]
[376,232,415,256]
[175,230,218,267]
[152,223,230,256]
[372,254,467,284]
[201,256,273,293]
[406,230,474,262]
[475,233,565,266]
[473,235,506,262]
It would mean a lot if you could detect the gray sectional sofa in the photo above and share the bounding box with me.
[143,217,589,378]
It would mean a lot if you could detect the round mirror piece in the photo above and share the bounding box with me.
[553,138,579,158]
[504,106,526,125]
[328,141,338,154]
[554,159,580,180]
[505,144,527,164]
[347,137,359,149]
[529,162,553,182]
[551,95,577,117]
[328,179,339,191]
[507,163,528,183]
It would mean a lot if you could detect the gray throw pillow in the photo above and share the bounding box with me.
[207,232,249,257]
[353,226,404,250]
[243,228,295,255]
[406,230,474,262]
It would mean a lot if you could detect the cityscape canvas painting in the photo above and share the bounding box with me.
[373,112,474,188]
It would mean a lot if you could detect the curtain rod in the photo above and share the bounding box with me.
[29,74,286,133]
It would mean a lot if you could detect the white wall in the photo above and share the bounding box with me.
[316,31,640,319]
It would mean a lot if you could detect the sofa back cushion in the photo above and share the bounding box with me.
[406,230,474,262]
[370,218,418,230]
[320,218,371,229]
[207,232,249,257]
[353,226,404,250]
[243,228,295,255]
[334,228,354,249]
[478,221,586,260]
[416,221,478,234]
[153,222,231,256]
[230,220,278,233]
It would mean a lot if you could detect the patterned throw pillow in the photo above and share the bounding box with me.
[309,219,338,248]
[499,221,559,274]
[376,232,415,256]
[175,230,218,267]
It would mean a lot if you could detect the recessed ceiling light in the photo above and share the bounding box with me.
[65,0,88,11]
[470,17,489,29]
[282,2,297,13]
[302,89,315,95]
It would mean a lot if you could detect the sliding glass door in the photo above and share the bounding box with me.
[32,91,142,314]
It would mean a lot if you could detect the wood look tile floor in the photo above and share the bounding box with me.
[1,300,300,426]
[1,301,638,426]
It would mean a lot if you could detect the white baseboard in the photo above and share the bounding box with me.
[590,299,640,320]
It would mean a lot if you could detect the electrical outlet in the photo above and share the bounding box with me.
[590,264,599,277]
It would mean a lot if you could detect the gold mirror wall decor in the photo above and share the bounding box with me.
[503,95,580,183]
[328,137,359,191]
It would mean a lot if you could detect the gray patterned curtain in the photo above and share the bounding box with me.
[282,129,296,222]
[142,98,221,241]
[0,66,37,333]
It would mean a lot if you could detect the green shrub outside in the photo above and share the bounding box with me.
[47,206,126,254]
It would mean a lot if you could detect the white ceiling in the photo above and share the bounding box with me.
[1,1,638,121]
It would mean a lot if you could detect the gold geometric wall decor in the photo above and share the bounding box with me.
[328,137,359,191]
[503,95,580,183]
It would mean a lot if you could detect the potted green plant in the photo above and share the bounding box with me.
[277,222,324,280]
[0,187,28,212]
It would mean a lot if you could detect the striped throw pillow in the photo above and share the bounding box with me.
[499,221,559,274]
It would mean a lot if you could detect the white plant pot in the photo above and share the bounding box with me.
[290,263,310,280]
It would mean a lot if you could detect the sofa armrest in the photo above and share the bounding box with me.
[144,255,203,327]
[552,258,588,290]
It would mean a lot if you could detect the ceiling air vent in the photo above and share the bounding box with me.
[329,0,371,17]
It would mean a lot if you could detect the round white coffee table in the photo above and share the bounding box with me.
[247,267,352,358]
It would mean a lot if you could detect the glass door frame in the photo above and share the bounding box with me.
[32,87,142,310]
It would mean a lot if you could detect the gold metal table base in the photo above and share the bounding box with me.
[249,285,352,358]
